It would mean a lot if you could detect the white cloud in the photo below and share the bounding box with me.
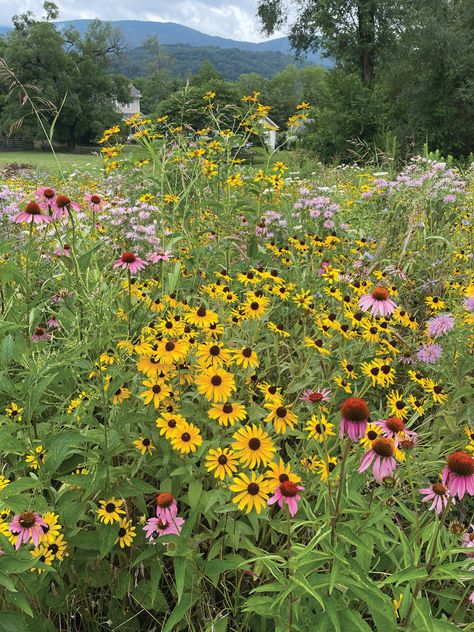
[0,0,287,41]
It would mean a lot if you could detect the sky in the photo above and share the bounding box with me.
[0,0,288,41]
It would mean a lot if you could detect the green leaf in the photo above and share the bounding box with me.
[6,592,33,618]
[99,526,118,557]
[340,610,373,632]
[0,613,29,632]
[289,575,325,610]
[174,556,186,603]
[325,599,341,632]
[78,243,102,272]
[162,591,198,632]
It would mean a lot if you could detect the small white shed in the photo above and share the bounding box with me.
[115,84,142,120]
[259,116,279,150]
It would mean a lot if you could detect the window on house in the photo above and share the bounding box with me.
[125,103,132,109]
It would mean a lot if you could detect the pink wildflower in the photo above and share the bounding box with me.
[148,250,172,263]
[267,481,304,517]
[340,397,370,441]
[419,482,453,514]
[31,327,51,341]
[143,515,184,540]
[9,512,47,549]
[300,388,331,404]
[358,437,397,482]
[14,201,51,225]
[358,287,397,317]
[442,452,474,499]
[113,252,147,274]
[155,492,178,523]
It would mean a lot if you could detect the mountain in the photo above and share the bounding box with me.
[56,19,324,61]
[0,19,331,80]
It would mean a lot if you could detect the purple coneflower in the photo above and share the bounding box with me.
[14,201,52,224]
[300,388,331,404]
[9,511,47,549]
[427,313,455,338]
[85,193,102,212]
[340,397,370,441]
[376,417,416,445]
[155,492,178,522]
[419,482,453,514]
[54,244,71,258]
[34,186,56,203]
[358,437,397,482]
[358,287,397,317]
[51,194,80,220]
[462,525,474,554]
[31,327,51,341]
[46,318,60,330]
[442,452,474,499]
[143,515,184,540]
[113,252,147,274]
[148,250,172,263]
[267,481,304,517]
[416,343,442,364]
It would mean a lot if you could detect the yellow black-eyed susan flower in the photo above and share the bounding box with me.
[205,448,239,480]
[229,471,272,514]
[133,437,155,455]
[115,518,136,548]
[170,421,202,454]
[232,424,275,468]
[155,412,186,438]
[305,414,335,442]
[97,498,126,524]
[208,401,247,427]
[264,401,298,434]
[195,367,236,403]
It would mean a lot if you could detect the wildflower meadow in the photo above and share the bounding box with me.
[0,96,473,631]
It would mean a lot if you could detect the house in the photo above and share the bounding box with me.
[115,84,141,120]
[287,117,315,147]
[259,116,279,150]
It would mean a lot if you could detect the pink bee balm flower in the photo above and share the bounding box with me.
[419,482,453,514]
[31,327,51,341]
[14,201,52,224]
[358,437,397,482]
[51,194,80,220]
[9,511,47,549]
[442,452,474,499]
[340,397,370,441]
[267,480,304,517]
[148,250,172,263]
[300,388,332,404]
[143,516,184,540]
[358,287,397,317]
[113,252,147,274]
[155,492,178,523]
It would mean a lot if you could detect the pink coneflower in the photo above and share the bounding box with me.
[155,492,178,522]
[14,201,52,224]
[113,252,147,274]
[442,452,474,499]
[417,343,443,364]
[51,194,80,220]
[462,526,474,554]
[427,313,455,338]
[54,244,71,257]
[85,193,102,212]
[340,397,370,441]
[358,437,397,482]
[267,480,304,517]
[46,318,60,330]
[358,287,397,317]
[300,388,332,404]
[419,482,453,514]
[31,327,51,341]
[376,417,416,445]
[35,186,56,203]
[148,250,172,263]
[469,591,474,605]
[9,511,47,549]
[143,515,184,540]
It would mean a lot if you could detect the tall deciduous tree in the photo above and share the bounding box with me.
[257,0,407,83]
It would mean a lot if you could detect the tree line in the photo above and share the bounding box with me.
[0,1,472,160]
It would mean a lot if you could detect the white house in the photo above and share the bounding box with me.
[259,115,279,150]
[115,84,141,120]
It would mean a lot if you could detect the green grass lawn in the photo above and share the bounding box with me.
[0,150,103,174]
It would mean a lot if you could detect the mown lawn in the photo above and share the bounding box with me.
[0,150,103,174]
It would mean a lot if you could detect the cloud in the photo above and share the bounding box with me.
[0,0,286,41]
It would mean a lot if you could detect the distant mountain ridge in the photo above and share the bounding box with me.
[0,19,328,66]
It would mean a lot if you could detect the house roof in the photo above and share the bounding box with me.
[129,84,142,98]
[259,115,279,130]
